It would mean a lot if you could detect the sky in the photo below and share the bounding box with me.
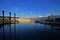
[0,0,60,17]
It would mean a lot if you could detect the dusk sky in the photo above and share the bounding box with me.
[0,0,60,17]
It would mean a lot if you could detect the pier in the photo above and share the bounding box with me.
[0,10,19,26]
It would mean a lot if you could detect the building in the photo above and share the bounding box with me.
[45,15,60,22]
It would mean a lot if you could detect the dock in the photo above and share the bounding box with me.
[35,21,60,26]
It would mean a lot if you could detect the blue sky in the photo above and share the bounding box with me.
[0,0,60,17]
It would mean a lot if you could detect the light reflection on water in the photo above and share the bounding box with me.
[0,22,60,40]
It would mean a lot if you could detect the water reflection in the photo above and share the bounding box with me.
[4,24,11,40]
[35,22,60,31]
[0,22,60,40]
[0,24,17,40]
[14,23,16,40]
[50,25,54,32]
[0,24,12,40]
[9,24,11,40]
[2,24,4,40]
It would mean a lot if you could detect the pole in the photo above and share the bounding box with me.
[9,12,11,40]
[2,10,4,40]
[14,13,16,40]
[9,12,11,23]
[14,13,16,23]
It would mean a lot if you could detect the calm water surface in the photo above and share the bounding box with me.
[0,22,60,40]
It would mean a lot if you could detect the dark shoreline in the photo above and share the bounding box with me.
[35,21,60,26]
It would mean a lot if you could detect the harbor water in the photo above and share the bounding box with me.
[0,22,60,40]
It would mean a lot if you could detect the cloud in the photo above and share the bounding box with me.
[38,16,43,17]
